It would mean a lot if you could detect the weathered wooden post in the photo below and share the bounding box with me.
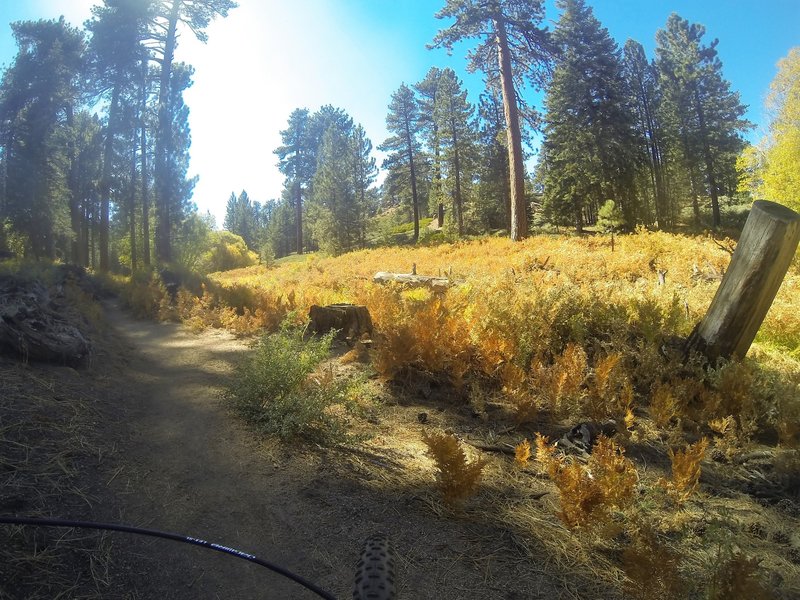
[685,200,800,360]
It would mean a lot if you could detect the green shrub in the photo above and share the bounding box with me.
[227,325,352,443]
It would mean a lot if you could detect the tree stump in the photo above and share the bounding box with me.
[685,200,800,360]
[309,304,373,342]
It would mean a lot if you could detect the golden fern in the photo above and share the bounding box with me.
[422,430,487,506]
[535,434,637,528]
[663,438,708,503]
[514,439,531,467]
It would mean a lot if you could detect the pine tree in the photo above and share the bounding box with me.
[433,68,477,235]
[152,0,237,263]
[275,108,312,255]
[541,0,638,232]
[86,0,154,271]
[310,121,358,254]
[475,91,510,231]
[161,62,197,250]
[223,190,261,250]
[655,13,750,228]
[379,84,423,241]
[431,0,552,241]
[623,40,667,227]
[415,67,445,218]
[351,124,378,246]
[0,18,85,259]
[65,112,104,266]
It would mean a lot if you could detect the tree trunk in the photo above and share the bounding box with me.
[154,0,180,264]
[693,86,721,228]
[129,138,138,272]
[685,201,800,360]
[372,271,453,290]
[295,179,303,254]
[65,105,82,265]
[494,17,527,241]
[80,198,89,267]
[450,104,464,236]
[404,118,420,243]
[0,276,90,365]
[309,304,373,342]
[99,84,120,273]
[140,59,151,267]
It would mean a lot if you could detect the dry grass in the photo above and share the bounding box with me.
[0,268,126,599]
[116,231,800,598]
[0,359,116,599]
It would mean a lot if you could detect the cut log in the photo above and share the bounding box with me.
[0,275,90,365]
[309,304,373,342]
[372,271,453,290]
[685,200,800,360]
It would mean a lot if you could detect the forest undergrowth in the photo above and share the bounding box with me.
[119,230,800,598]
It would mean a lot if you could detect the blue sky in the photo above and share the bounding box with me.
[0,0,798,225]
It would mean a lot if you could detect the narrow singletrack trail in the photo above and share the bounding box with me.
[101,304,345,599]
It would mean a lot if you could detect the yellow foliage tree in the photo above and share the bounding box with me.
[758,47,800,212]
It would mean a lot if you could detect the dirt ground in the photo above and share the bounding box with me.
[0,302,576,599]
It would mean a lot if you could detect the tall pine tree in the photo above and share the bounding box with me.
[433,68,477,235]
[379,84,424,241]
[541,0,638,232]
[152,0,237,263]
[655,13,749,228]
[431,0,552,241]
[275,108,312,255]
[0,18,85,259]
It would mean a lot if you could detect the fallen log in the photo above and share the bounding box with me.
[462,439,517,455]
[372,271,453,290]
[309,303,373,342]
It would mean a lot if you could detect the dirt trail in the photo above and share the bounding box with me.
[98,304,559,600]
[101,304,341,599]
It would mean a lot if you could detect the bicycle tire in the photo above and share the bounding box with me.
[353,534,397,600]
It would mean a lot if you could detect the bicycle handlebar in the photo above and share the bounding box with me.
[0,516,337,600]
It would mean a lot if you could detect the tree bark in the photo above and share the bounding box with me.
[494,17,527,241]
[129,137,138,272]
[693,86,721,228]
[99,84,120,273]
[685,201,800,360]
[294,179,303,254]
[154,0,180,264]
[404,117,420,242]
[309,304,373,341]
[65,105,82,265]
[372,271,453,291]
[450,99,464,236]
[140,62,151,267]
